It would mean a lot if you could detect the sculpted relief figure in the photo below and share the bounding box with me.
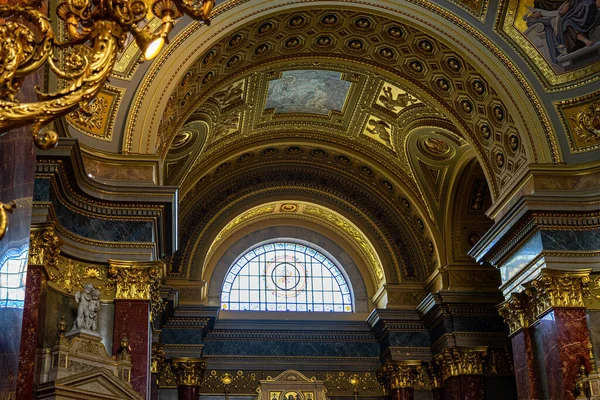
[72,283,101,333]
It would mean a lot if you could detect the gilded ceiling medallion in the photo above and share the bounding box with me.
[416,136,455,161]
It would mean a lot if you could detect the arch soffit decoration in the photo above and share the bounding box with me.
[198,201,385,295]
[125,0,558,197]
[176,164,437,283]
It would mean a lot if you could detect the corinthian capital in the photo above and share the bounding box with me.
[108,260,164,301]
[29,223,61,268]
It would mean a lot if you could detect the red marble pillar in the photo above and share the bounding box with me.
[15,265,48,400]
[113,300,151,399]
[535,309,590,400]
[441,376,485,400]
[390,388,414,400]
[511,328,539,400]
[178,385,200,400]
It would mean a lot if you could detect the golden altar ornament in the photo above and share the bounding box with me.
[0,0,214,149]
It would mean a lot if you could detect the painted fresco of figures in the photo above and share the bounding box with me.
[522,0,600,71]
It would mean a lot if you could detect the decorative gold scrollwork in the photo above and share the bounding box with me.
[0,0,215,146]
[28,224,61,268]
[571,101,600,144]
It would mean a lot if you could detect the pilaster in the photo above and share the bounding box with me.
[110,259,165,399]
[16,224,60,400]
[498,269,592,399]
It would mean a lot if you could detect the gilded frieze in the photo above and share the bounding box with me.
[444,0,489,22]
[555,91,600,153]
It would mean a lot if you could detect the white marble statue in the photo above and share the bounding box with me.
[72,283,100,333]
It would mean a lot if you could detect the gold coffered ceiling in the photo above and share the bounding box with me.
[54,0,600,289]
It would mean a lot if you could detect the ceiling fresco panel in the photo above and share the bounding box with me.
[496,0,600,90]
[265,70,352,115]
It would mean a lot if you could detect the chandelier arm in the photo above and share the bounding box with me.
[0,20,120,148]
[173,0,214,22]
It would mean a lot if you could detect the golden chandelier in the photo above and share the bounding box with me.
[0,0,214,149]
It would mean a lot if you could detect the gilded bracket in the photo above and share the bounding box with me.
[0,201,16,241]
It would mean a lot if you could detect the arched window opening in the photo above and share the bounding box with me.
[221,242,353,312]
[0,245,28,308]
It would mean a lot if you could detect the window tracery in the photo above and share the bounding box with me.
[221,242,352,312]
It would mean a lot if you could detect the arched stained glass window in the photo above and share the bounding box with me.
[221,242,353,312]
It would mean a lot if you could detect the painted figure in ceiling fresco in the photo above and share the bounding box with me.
[523,0,600,69]
[265,70,352,115]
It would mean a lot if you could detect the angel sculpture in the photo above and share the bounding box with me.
[72,283,100,332]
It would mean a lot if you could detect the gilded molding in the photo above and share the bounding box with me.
[172,358,207,386]
[29,224,61,268]
[432,347,488,381]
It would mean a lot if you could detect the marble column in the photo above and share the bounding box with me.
[441,376,485,400]
[498,294,539,399]
[534,308,590,400]
[16,265,48,400]
[110,260,164,399]
[510,328,538,399]
[113,300,151,397]
[15,225,60,399]
[172,358,207,400]
[390,388,413,400]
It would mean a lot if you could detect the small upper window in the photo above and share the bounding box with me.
[0,245,28,308]
[221,242,353,312]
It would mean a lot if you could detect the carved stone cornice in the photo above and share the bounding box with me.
[497,292,530,336]
[378,361,424,390]
[172,358,207,387]
[432,347,488,381]
[29,223,61,268]
[524,268,590,319]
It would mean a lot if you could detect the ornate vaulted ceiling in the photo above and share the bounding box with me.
[53,0,600,299]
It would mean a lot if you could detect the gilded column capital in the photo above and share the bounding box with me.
[172,358,207,387]
[377,361,424,390]
[524,268,591,319]
[498,292,530,336]
[108,260,164,301]
[28,223,61,268]
[432,347,488,381]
